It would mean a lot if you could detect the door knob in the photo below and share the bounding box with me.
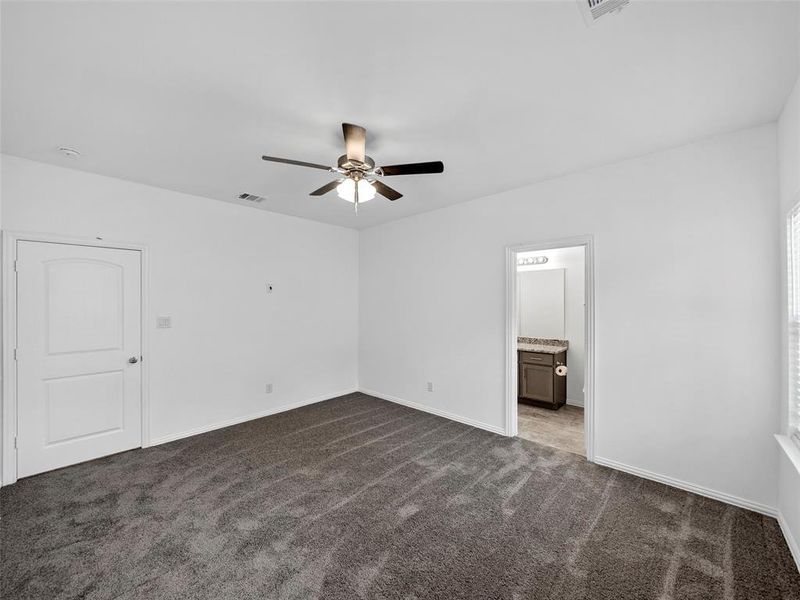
[128,356,139,364]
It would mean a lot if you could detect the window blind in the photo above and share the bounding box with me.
[787,204,800,447]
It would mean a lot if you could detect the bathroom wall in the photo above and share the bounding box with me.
[518,247,585,406]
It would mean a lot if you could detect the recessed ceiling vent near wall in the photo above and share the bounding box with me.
[237,193,265,203]
[578,0,629,24]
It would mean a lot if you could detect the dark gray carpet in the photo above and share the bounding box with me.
[1,393,798,600]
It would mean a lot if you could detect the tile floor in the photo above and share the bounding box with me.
[517,402,585,456]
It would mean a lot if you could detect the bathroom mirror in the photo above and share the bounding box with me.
[517,268,565,339]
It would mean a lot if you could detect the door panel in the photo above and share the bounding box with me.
[45,370,125,445]
[17,241,142,478]
[46,259,124,354]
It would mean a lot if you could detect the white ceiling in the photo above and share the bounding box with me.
[2,1,798,229]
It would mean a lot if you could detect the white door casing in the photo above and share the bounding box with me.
[16,241,143,478]
[505,235,595,461]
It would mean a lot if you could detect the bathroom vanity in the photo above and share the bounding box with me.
[518,338,568,409]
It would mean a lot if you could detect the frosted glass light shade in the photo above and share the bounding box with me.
[336,178,376,203]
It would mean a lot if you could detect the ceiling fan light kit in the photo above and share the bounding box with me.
[261,123,444,214]
[337,178,376,203]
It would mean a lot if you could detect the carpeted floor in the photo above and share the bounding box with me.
[1,393,799,600]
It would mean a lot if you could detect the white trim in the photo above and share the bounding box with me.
[505,246,516,437]
[2,231,151,485]
[786,198,800,446]
[775,435,800,571]
[149,388,359,446]
[505,235,596,461]
[593,455,777,517]
[777,509,800,573]
[2,234,16,485]
[777,433,800,476]
[359,388,506,436]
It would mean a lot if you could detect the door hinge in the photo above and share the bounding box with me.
[13,348,17,361]
[13,259,18,272]
[13,437,17,450]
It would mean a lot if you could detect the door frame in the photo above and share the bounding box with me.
[504,235,596,461]
[2,231,151,486]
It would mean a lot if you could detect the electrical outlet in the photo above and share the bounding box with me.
[426,382,434,392]
[265,383,273,394]
[156,316,172,329]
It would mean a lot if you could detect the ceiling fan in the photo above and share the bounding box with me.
[261,123,444,213]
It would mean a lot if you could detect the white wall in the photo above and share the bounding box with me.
[1,155,359,458]
[778,68,800,568]
[518,246,585,405]
[359,125,780,511]
[0,123,792,536]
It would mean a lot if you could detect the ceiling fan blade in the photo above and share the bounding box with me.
[371,179,403,201]
[342,123,366,163]
[262,155,332,171]
[379,161,444,176]
[309,180,341,196]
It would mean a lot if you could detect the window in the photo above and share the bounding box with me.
[787,203,800,446]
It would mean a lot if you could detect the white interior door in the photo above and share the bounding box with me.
[16,241,142,478]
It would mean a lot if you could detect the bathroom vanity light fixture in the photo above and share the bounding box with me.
[517,256,549,266]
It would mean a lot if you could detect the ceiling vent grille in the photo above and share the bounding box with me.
[237,193,265,203]
[578,0,629,24]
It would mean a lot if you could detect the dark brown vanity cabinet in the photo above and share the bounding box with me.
[518,350,567,409]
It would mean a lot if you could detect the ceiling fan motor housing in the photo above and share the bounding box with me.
[337,154,375,172]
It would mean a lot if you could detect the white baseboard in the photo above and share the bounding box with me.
[566,398,584,408]
[593,456,777,517]
[777,510,800,573]
[359,388,506,436]
[148,387,359,447]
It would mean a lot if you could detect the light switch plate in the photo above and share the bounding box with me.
[156,316,172,329]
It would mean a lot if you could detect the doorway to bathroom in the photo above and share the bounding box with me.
[505,237,595,460]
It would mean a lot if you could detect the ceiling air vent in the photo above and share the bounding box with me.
[237,193,265,203]
[578,0,629,24]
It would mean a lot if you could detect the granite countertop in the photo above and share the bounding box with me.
[517,337,568,355]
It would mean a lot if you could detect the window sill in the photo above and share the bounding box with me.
[776,434,800,476]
